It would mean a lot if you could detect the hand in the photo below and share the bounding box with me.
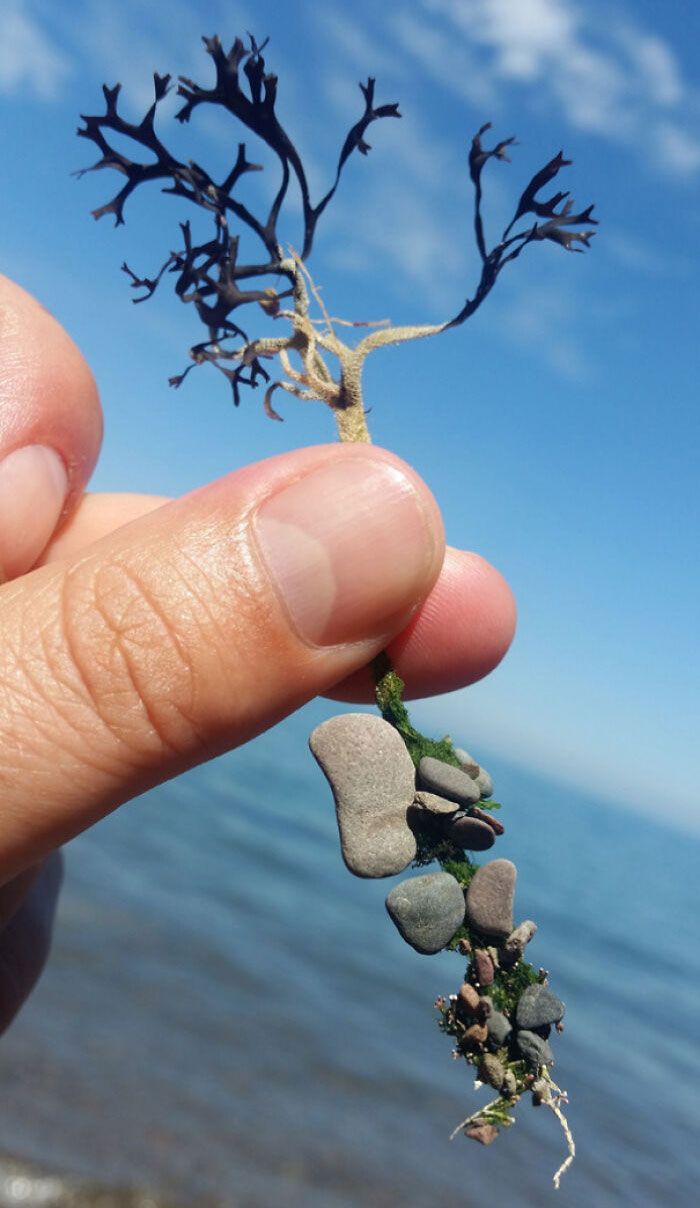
[0,275,515,1032]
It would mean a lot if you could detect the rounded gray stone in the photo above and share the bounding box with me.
[413,790,460,816]
[516,984,566,1030]
[417,757,481,807]
[385,872,465,955]
[453,747,480,778]
[475,768,494,799]
[465,859,516,936]
[309,713,416,878]
[443,814,496,852]
[516,1029,554,1068]
[486,1009,512,1047]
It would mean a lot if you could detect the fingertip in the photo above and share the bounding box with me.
[328,546,517,702]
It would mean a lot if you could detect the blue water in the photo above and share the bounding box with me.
[1,698,698,1207]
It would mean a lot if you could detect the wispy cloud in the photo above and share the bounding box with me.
[0,1,72,100]
[410,0,700,177]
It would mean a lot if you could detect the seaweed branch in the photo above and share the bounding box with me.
[77,33,596,438]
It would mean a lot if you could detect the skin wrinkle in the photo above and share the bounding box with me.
[90,558,189,759]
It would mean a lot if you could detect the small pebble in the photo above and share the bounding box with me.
[385,872,465,955]
[309,713,416,878]
[486,1010,512,1047]
[516,1030,554,1068]
[503,920,538,963]
[466,1123,498,1145]
[465,859,516,936]
[417,757,481,806]
[470,806,505,835]
[502,1070,517,1097]
[516,985,566,1030]
[413,790,459,815]
[457,983,480,1015]
[473,948,495,986]
[480,1054,506,1089]
[453,748,480,778]
[443,814,496,852]
[477,997,492,1019]
[464,1022,488,1045]
[475,768,494,798]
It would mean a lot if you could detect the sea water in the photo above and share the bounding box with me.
[0,699,698,1207]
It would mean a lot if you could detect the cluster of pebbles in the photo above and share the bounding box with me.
[310,711,566,1126]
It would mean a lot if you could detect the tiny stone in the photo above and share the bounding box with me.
[502,1070,517,1097]
[465,859,516,937]
[413,790,460,815]
[516,1030,554,1068]
[475,768,494,798]
[457,937,472,955]
[453,747,480,778]
[466,1124,498,1146]
[309,713,416,878]
[516,985,566,1030]
[477,997,492,1019]
[471,806,505,835]
[473,948,495,986]
[486,1010,512,1048]
[417,757,481,807]
[457,983,481,1015]
[443,814,496,851]
[480,1054,506,1089]
[464,1022,488,1045]
[503,920,538,964]
[385,872,465,955]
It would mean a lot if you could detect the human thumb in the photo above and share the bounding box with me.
[0,443,443,882]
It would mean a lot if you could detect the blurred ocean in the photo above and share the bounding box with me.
[0,698,698,1208]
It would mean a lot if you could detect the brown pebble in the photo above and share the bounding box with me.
[457,937,472,955]
[477,996,492,1019]
[465,859,516,937]
[473,948,495,986]
[466,1123,498,1146]
[443,814,496,851]
[480,1054,506,1089]
[464,1022,488,1045]
[457,983,480,1015]
[413,790,460,815]
[502,1070,517,1097]
[471,806,505,835]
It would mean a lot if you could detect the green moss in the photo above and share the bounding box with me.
[488,959,540,1016]
[373,656,461,769]
[440,856,479,888]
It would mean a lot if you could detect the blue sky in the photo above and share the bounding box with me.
[1,0,698,831]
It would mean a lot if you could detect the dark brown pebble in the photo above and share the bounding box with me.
[443,814,495,851]
[473,948,495,986]
[471,805,505,835]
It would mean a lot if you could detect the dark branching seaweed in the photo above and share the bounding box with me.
[77,33,596,439]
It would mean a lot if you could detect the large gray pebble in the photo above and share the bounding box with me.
[309,713,416,878]
[385,872,465,955]
[516,1030,554,1068]
[516,985,566,1030]
[465,859,516,936]
[418,757,481,806]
